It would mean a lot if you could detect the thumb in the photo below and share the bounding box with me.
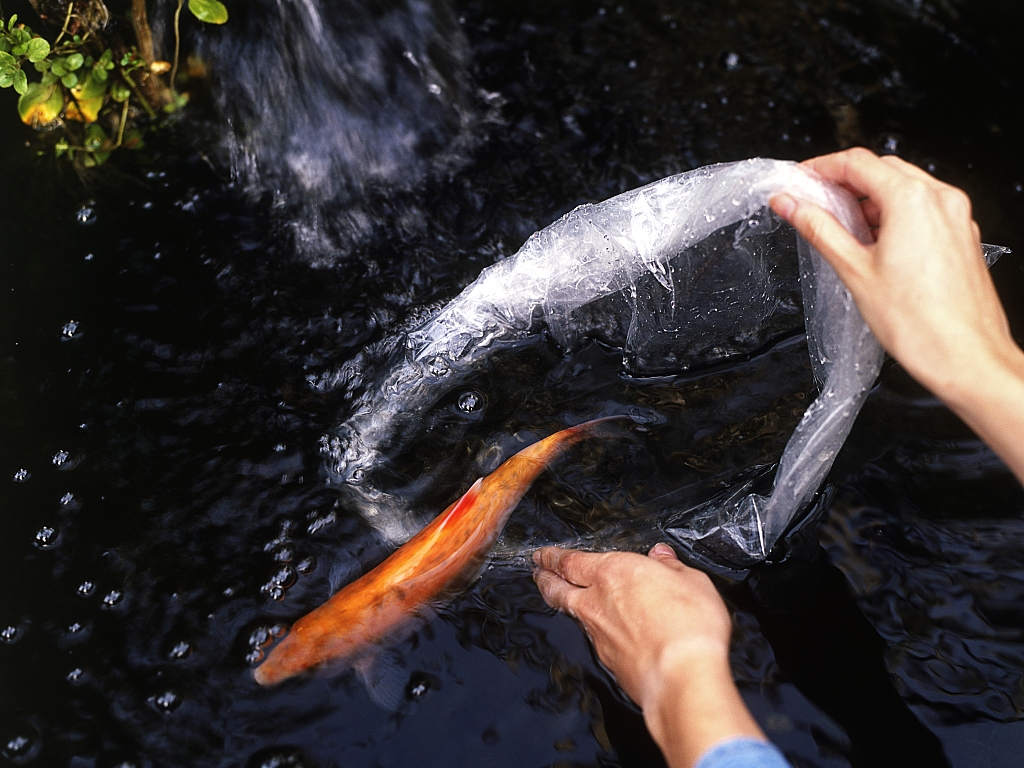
[648,543,680,563]
[770,193,870,288]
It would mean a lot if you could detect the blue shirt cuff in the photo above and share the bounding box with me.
[693,737,792,768]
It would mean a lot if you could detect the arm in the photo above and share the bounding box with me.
[533,544,768,768]
[770,147,1024,484]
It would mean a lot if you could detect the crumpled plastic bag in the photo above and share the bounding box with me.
[324,158,1005,563]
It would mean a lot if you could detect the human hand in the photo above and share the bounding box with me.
[770,148,1024,483]
[771,147,1015,398]
[533,544,764,767]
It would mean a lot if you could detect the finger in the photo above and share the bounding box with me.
[801,147,907,205]
[533,547,601,587]
[860,197,882,228]
[878,154,938,184]
[971,220,981,242]
[533,567,582,614]
[770,194,871,286]
[648,543,680,563]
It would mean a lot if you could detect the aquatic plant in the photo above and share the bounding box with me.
[0,0,227,166]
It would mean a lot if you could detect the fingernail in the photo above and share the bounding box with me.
[532,549,543,565]
[771,193,796,219]
[649,543,674,557]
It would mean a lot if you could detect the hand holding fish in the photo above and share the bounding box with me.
[533,543,766,768]
[254,417,621,687]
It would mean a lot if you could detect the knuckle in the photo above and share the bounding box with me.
[845,146,876,163]
[900,177,931,201]
[941,187,972,217]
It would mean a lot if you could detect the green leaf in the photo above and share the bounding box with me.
[66,52,84,71]
[110,81,131,102]
[51,60,67,77]
[61,72,77,88]
[0,49,14,67]
[93,65,108,83]
[99,49,113,66]
[84,122,107,150]
[188,0,229,24]
[0,38,11,54]
[33,59,50,72]
[42,71,57,86]
[0,72,12,88]
[12,42,27,56]
[13,68,26,95]
[8,14,18,31]
[18,81,63,125]
[55,138,69,158]
[26,37,49,63]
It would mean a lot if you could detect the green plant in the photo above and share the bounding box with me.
[0,0,228,167]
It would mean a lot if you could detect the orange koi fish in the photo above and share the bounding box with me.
[254,416,621,686]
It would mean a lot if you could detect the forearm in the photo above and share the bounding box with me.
[931,341,1024,485]
[642,648,765,768]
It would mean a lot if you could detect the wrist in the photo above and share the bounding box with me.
[923,338,1024,483]
[921,335,1024,408]
[641,641,765,768]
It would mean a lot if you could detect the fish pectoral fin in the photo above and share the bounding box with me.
[355,649,410,711]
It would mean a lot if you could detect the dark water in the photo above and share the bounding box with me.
[2,0,1024,766]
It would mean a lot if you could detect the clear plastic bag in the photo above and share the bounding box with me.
[324,158,1005,562]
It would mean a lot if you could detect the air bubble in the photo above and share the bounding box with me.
[307,510,336,534]
[249,624,285,653]
[2,730,39,762]
[52,450,70,466]
[1,626,17,643]
[34,526,58,548]
[61,320,79,339]
[77,581,95,597]
[169,641,192,659]
[406,671,437,700]
[296,556,315,574]
[13,468,29,482]
[249,747,313,768]
[102,589,124,608]
[457,390,484,413]
[60,492,75,505]
[261,566,297,600]
[76,204,97,225]
[67,668,83,682]
[151,690,181,713]
[427,356,450,376]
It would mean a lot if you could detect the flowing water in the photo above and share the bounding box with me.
[2,0,1024,766]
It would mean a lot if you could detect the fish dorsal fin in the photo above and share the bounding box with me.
[434,478,483,536]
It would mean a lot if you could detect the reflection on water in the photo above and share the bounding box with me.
[2,0,1024,767]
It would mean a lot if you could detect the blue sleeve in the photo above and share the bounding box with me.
[693,737,792,768]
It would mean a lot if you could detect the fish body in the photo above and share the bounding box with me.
[254,417,619,686]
